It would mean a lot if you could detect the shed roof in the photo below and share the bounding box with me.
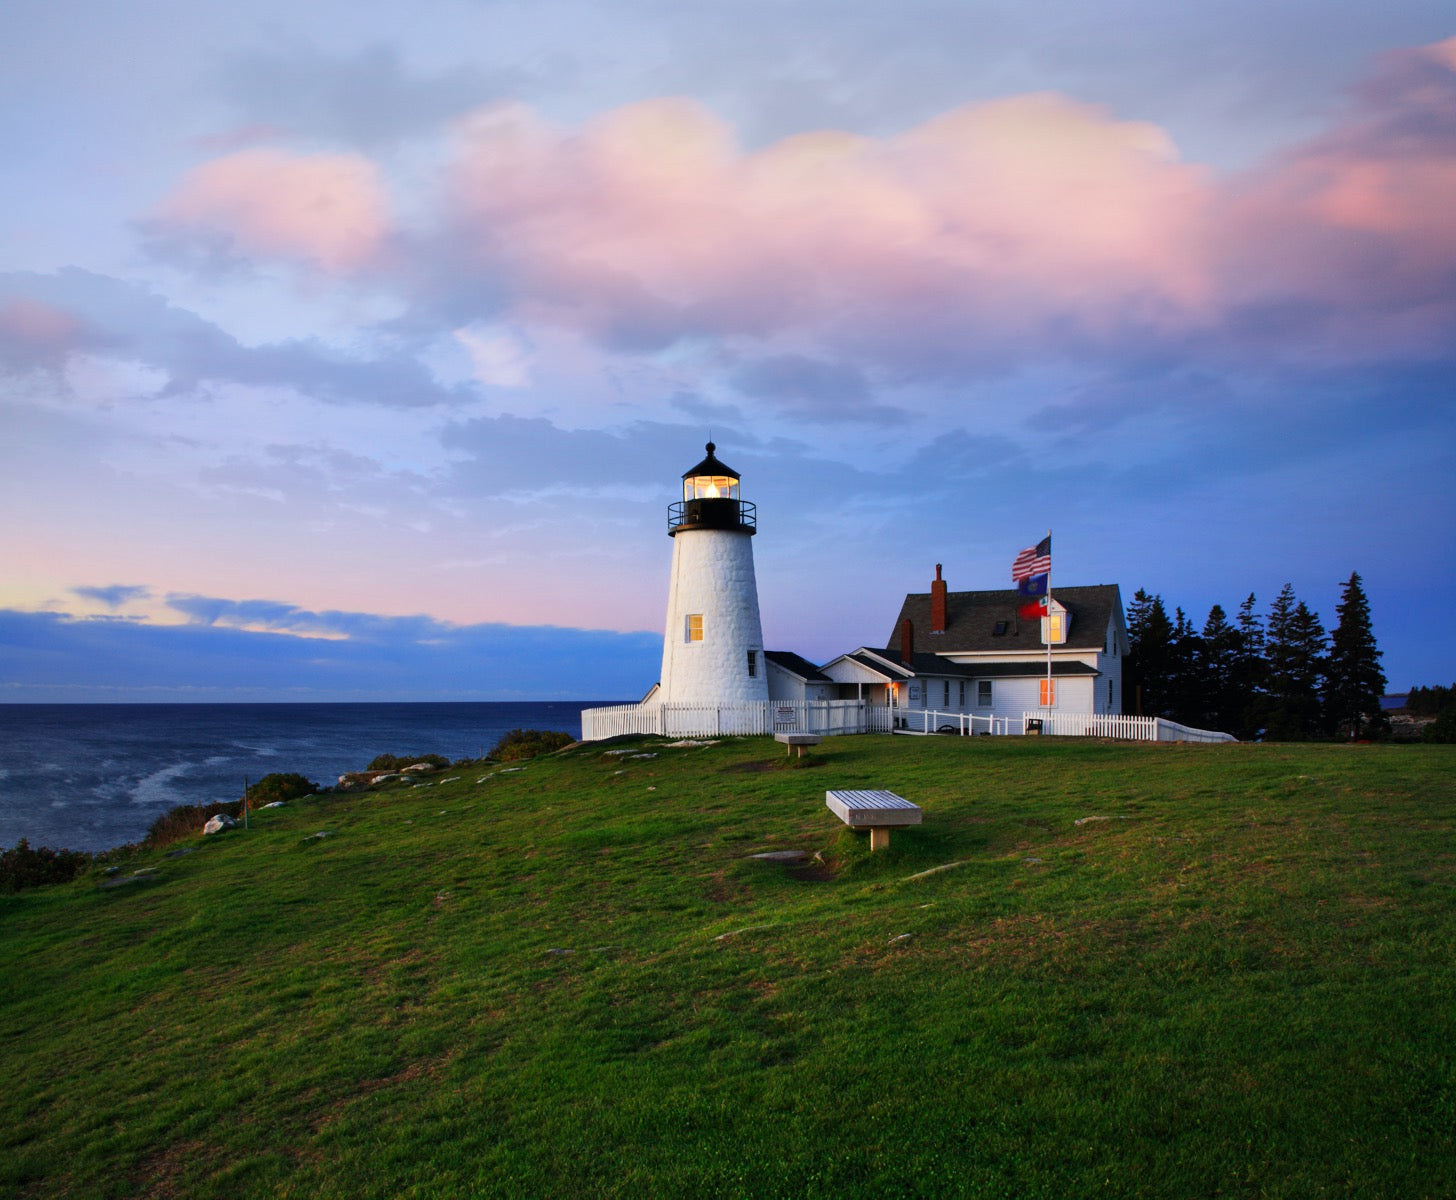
[764,650,833,683]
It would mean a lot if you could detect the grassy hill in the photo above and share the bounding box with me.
[3,735,1453,1198]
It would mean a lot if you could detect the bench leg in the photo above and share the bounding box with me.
[869,827,890,852]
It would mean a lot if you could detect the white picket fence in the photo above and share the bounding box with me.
[581,699,895,741]
[582,701,1234,743]
[1021,710,1235,742]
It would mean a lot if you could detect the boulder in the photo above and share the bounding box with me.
[203,814,236,835]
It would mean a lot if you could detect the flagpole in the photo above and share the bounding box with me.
[1045,528,1053,710]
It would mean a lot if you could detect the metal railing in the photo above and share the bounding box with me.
[667,498,756,533]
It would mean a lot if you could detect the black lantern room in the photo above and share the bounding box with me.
[668,442,757,536]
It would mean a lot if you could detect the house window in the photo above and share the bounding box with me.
[747,650,757,677]
[1108,679,1114,708]
[1040,678,1057,706]
[992,620,1008,637]
[959,681,966,707]
[1042,612,1066,644]
[943,681,950,706]
[686,614,703,642]
[977,680,992,707]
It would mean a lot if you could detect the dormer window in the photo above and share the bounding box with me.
[1041,600,1069,645]
[992,620,1009,637]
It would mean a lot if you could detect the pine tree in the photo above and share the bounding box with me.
[1265,585,1327,740]
[1232,593,1268,739]
[1126,589,1174,717]
[1325,572,1388,739]
[1198,603,1241,735]
[1168,607,1201,724]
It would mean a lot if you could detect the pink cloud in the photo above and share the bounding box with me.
[0,297,92,370]
[143,39,1456,378]
[1213,38,1456,358]
[153,148,390,271]
[443,94,1214,357]
[0,297,85,345]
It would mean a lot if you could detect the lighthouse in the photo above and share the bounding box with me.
[657,442,770,705]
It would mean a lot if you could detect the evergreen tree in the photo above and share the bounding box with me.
[1198,603,1241,735]
[1232,593,1268,740]
[1126,589,1174,717]
[1325,572,1388,739]
[1167,607,1202,724]
[1264,585,1327,740]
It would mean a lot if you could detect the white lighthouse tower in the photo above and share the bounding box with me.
[657,442,769,705]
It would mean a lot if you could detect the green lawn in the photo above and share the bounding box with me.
[3,735,1453,1198]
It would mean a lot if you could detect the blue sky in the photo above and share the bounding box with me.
[2,0,1453,701]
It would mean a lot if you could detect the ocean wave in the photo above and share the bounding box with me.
[132,762,194,807]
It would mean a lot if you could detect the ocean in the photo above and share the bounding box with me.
[0,702,623,852]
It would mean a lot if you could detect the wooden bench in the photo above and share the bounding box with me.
[825,789,922,851]
[774,733,823,758]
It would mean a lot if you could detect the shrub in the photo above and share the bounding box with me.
[1422,708,1456,744]
[143,801,241,849]
[489,729,575,762]
[0,839,94,893]
[245,772,319,806]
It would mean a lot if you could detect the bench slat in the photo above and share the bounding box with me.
[826,789,922,828]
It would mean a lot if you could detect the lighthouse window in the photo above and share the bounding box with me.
[747,650,757,677]
[686,614,703,642]
[684,475,739,501]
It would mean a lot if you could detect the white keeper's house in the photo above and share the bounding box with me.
[818,565,1128,723]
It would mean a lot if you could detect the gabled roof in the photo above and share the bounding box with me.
[833,648,979,680]
[888,584,1124,655]
[764,650,833,683]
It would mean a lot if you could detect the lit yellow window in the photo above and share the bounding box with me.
[686,614,703,642]
[1039,678,1056,707]
[1042,612,1066,644]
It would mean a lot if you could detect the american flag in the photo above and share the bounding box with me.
[1011,535,1051,582]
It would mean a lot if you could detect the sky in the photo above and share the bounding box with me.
[2,0,1453,702]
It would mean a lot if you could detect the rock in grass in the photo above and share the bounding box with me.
[203,814,236,835]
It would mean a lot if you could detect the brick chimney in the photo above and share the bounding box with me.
[900,618,914,664]
[931,563,947,633]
